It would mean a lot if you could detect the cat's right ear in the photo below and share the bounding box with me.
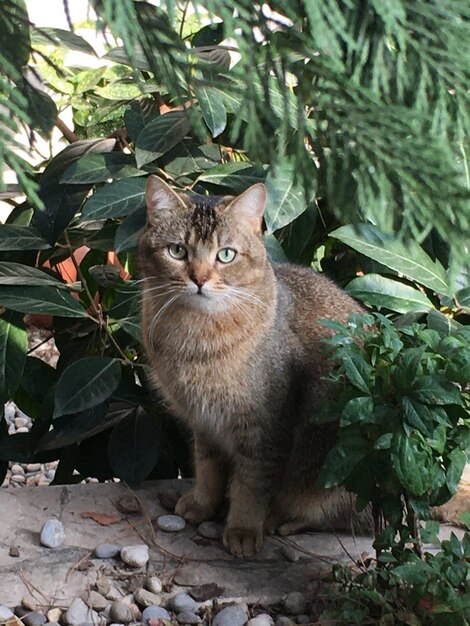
[146,176,183,225]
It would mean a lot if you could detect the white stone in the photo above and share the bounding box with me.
[120,544,149,568]
[40,519,65,548]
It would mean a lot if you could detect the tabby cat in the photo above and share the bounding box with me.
[139,176,466,557]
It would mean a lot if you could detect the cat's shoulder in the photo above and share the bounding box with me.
[273,262,344,295]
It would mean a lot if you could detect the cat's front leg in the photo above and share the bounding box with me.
[175,436,228,524]
[223,453,270,557]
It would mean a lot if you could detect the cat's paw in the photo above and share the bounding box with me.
[223,526,264,557]
[175,491,215,524]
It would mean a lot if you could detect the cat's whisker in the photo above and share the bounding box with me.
[148,293,182,350]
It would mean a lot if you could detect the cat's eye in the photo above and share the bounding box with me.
[168,243,187,260]
[216,247,237,264]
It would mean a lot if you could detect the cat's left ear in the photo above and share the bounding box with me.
[224,183,267,234]
[146,175,185,225]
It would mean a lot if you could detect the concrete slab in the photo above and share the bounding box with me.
[0,480,377,607]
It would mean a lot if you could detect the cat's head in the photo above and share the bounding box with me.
[139,176,271,313]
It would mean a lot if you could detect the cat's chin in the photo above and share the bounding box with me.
[183,292,230,314]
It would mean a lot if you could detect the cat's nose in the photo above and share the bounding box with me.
[190,274,209,288]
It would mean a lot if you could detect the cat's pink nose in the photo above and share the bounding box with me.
[191,275,208,288]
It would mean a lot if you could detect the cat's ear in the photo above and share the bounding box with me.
[146,176,184,224]
[224,183,267,234]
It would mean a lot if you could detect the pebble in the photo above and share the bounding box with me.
[95,543,122,559]
[144,576,163,594]
[96,576,112,596]
[0,606,14,620]
[15,417,29,428]
[65,598,98,626]
[120,545,149,567]
[26,463,42,472]
[157,488,180,511]
[22,611,47,626]
[275,618,295,626]
[109,602,133,624]
[83,591,109,612]
[5,402,15,422]
[156,514,186,532]
[280,546,300,563]
[46,609,62,622]
[141,606,171,623]
[16,426,29,433]
[11,474,26,483]
[176,611,201,624]
[197,521,223,540]
[168,593,197,613]
[295,616,311,625]
[40,519,65,548]
[11,464,25,475]
[133,589,161,608]
[212,605,248,626]
[21,595,37,610]
[282,593,306,616]
[247,616,274,626]
[106,589,122,602]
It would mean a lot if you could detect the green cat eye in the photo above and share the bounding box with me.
[216,247,237,264]
[168,243,187,260]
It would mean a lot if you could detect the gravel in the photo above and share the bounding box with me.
[156,514,186,532]
[212,604,249,626]
[40,519,65,548]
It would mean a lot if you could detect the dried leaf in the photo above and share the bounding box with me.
[80,511,122,526]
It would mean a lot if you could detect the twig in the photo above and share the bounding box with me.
[19,569,51,605]
[54,116,79,143]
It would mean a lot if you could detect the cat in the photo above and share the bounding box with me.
[139,175,467,557]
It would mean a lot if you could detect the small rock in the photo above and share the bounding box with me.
[26,463,42,472]
[46,608,62,623]
[295,616,311,625]
[189,583,224,602]
[16,426,29,433]
[156,515,186,532]
[14,606,28,617]
[0,607,14,620]
[4,402,15,422]
[115,495,141,514]
[96,576,112,597]
[66,598,98,626]
[247,616,274,626]
[168,593,197,613]
[22,611,47,626]
[120,545,149,568]
[280,546,300,562]
[14,417,29,428]
[106,589,122,602]
[144,577,163,595]
[83,591,109,612]
[9,546,20,557]
[95,543,122,559]
[40,519,65,548]
[133,589,161,609]
[46,622,61,626]
[176,611,201,624]
[212,605,248,626]
[275,618,295,626]
[10,474,26,483]
[282,593,306,616]
[109,602,133,624]
[11,464,25,475]
[157,488,180,511]
[21,595,37,611]
[141,606,171,623]
[197,521,223,540]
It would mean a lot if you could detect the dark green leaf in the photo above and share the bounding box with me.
[340,396,374,426]
[135,111,192,168]
[446,448,467,493]
[108,282,140,320]
[21,77,57,135]
[0,261,66,288]
[427,309,462,336]
[198,162,266,191]
[330,224,449,294]
[263,234,288,263]
[0,225,50,250]
[32,27,96,55]
[391,433,433,495]
[61,152,143,184]
[124,99,160,142]
[162,142,221,178]
[0,285,87,317]
[54,357,121,418]
[192,22,225,46]
[346,274,434,313]
[0,312,27,402]
[401,397,432,437]
[341,352,372,393]
[36,138,116,244]
[81,177,147,220]
[412,376,462,405]
[88,264,120,288]
[264,159,308,234]
[195,86,227,138]
[108,408,161,488]
[37,402,132,451]
[104,46,151,72]
[114,208,146,253]
[0,433,34,463]
[317,432,372,488]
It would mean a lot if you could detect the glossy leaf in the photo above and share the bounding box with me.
[108,408,161,488]
[0,225,50,250]
[192,22,225,46]
[198,162,266,191]
[81,177,147,220]
[346,274,434,313]
[114,208,146,253]
[0,261,66,288]
[317,432,372,488]
[330,224,449,294]
[391,433,433,496]
[195,86,227,138]
[135,111,191,169]
[264,159,307,233]
[61,152,143,184]
[124,100,160,142]
[412,376,462,405]
[54,357,122,418]
[32,27,97,55]
[263,234,288,263]
[0,312,28,402]
[21,77,57,135]
[0,286,87,317]
[162,142,221,178]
